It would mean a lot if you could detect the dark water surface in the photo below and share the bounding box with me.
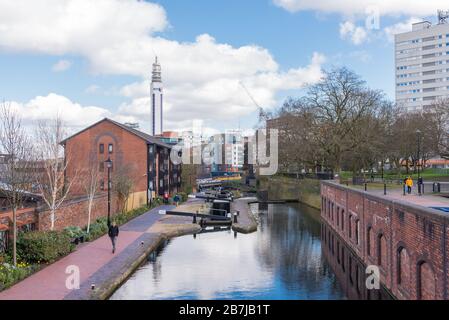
[110,203,357,300]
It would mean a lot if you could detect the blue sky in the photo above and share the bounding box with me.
[0,0,441,134]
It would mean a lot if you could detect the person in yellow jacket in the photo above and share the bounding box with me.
[406,177,413,194]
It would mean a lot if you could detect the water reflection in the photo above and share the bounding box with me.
[321,223,393,300]
[110,204,346,300]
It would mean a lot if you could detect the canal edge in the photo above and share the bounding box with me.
[89,224,202,300]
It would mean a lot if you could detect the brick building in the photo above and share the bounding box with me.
[62,118,181,210]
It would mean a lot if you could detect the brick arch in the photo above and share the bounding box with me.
[366,225,373,256]
[93,132,124,166]
[396,243,410,288]
[376,231,387,270]
[416,259,436,300]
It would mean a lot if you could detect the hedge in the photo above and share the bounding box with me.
[16,231,75,263]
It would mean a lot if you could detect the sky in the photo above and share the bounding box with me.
[0,0,446,135]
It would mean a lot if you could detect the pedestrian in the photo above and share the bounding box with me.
[173,194,180,207]
[406,177,414,195]
[163,192,169,204]
[108,220,119,254]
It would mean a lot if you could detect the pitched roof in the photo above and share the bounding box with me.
[60,118,173,148]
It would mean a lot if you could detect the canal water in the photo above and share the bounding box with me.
[111,203,373,300]
[111,204,389,300]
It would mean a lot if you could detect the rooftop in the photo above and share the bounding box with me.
[61,118,173,149]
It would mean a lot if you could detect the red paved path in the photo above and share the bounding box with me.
[0,205,172,300]
[369,188,449,208]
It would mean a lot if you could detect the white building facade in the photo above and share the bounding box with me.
[395,18,449,112]
[151,57,163,136]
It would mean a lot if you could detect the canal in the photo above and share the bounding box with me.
[110,203,386,300]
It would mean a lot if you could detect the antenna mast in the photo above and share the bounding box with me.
[438,10,449,24]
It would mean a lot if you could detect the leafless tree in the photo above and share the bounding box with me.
[35,116,76,230]
[0,102,33,266]
[113,164,134,214]
[81,155,100,234]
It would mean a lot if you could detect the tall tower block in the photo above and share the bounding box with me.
[151,57,163,136]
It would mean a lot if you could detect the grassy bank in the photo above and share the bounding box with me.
[340,168,449,182]
[259,176,321,210]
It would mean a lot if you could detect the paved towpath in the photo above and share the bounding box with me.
[0,205,174,300]
[368,188,449,210]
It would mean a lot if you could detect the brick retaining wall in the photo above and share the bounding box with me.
[321,181,449,300]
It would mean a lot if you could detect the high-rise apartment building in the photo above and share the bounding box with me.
[395,13,449,112]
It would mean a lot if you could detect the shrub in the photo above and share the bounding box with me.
[0,261,38,292]
[177,192,188,202]
[16,231,75,263]
[64,226,84,239]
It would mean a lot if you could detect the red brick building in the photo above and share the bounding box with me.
[62,118,181,210]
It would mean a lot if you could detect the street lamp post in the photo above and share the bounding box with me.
[416,129,422,196]
[105,158,113,225]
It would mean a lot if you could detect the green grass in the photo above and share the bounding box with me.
[340,168,449,182]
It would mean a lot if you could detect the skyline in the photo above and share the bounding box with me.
[0,0,448,135]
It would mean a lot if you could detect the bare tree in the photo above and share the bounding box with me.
[0,102,33,266]
[35,116,76,230]
[81,155,100,234]
[113,165,134,214]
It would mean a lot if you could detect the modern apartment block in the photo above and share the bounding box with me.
[395,16,449,112]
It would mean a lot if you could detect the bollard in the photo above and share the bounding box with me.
[364,183,367,191]
[233,212,238,223]
[234,231,237,239]
[193,233,197,239]
[193,212,197,224]
[384,183,387,195]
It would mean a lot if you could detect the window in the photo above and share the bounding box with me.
[99,144,104,154]
[349,214,352,238]
[355,220,360,245]
[336,207,340,227]
[341,210,345,231]
[367,227,372,256]
[99,162,104,172]
[108,144,113,154]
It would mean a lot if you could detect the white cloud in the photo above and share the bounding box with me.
[339,21,368,45]
[273,0,447,17]
[52,59,72,72]
[384,17,422,42]
[8,93,111,129]
[0,0,326,131]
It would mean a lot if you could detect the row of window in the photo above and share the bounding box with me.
[397,86,449,95]
[397,34,449,47]
[397,68,449,78]
[99,143,113,154]
[397,60,449,71]
[397,46,449,59]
